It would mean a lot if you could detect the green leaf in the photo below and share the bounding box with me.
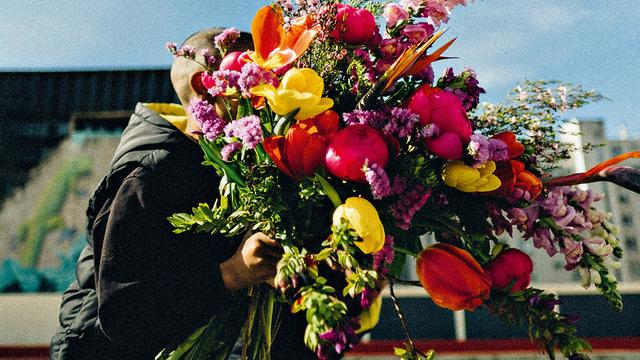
[199,138,245,186]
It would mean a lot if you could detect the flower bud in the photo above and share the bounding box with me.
[484,248,533,292]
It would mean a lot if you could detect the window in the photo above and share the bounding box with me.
[611,145,622,156]
[626,237,637,250]
[621,214,633,226]
[619,194,630,204]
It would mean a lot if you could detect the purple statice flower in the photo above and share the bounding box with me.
[383,108,420,138]
[176,45,196,58]
[561,237,583,270]
[237,63,278,97]
[363,162,391,199]
[206,70,241,97]
[224,115,263,149]
[342,109,387,129]
[391,176,408,195]
[199,48,216,67]
[317,318,361,359]
[488,138,509,161]
[391,186,432,230]
[165,41,178,54]
[188,98,226,141]
[420,123,441,139]
[468,134,490,164]
[221,142,242,161]
[214,27,241,50]
[373,235,395,275]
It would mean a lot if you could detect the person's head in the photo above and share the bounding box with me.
[170,28,253,110]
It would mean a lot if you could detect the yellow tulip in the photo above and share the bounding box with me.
[250,68,334,120]
[442,160,501,192]
[332,197,385,254]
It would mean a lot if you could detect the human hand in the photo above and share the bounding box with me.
[220,232,283,291]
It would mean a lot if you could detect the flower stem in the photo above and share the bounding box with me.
[388,274,422,287]
[389,282,426,357]
[393,245,418,258]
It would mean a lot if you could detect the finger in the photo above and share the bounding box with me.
[256,245,284,259]
[253,232,281,248]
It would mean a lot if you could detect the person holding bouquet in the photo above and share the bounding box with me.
[50,28,314,360]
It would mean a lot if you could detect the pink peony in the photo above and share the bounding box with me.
[325,124,389,182]
[383,3,410,28]
[484,248,533,292]
[408,85,472,160]
[332,4,377,44]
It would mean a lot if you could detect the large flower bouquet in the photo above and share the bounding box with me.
[160,1,640,359]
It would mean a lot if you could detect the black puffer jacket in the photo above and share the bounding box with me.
[50,103,243,359]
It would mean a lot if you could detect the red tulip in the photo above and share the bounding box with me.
[331,4,376,44]
[493,160,542,200]
[416,243,491,311]
[219,51,246,72]
[408,85,472,160]
[484,248,533,292]
[264,110,339,181]
[325,124,388,182]
[491,131,524,159]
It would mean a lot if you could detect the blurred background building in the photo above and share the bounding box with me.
[0,70,638,359]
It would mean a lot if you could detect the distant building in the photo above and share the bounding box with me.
[0,69,177,204]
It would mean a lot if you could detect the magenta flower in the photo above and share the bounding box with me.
[373,235,395,275]
[317,318,361,358]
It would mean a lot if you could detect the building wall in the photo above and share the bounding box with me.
[0,70,177,204]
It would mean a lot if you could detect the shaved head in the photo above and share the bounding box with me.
[170,28,253,107]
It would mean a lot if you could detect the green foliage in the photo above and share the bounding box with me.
[394,343,435,360]
[487,288,592,359]
[476,80,604,171]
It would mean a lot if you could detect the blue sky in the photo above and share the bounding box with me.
[1,0,639,139]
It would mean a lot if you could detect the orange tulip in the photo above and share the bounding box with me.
[247,5,319,70]
[263,110,339,180]
[416,243,491,311]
